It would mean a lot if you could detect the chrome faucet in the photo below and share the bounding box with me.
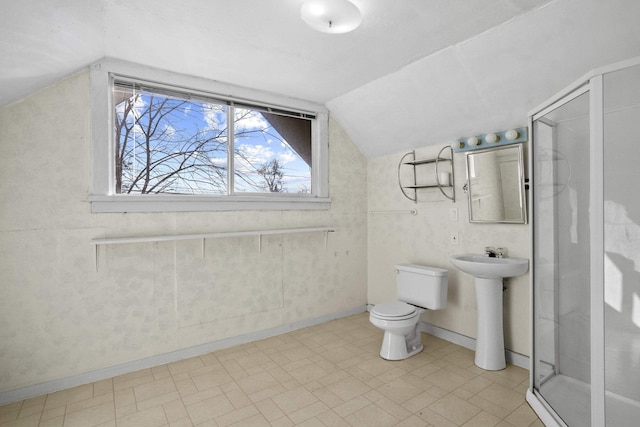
[485,247,506,258]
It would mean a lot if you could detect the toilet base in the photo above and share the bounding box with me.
[378,324,424,360]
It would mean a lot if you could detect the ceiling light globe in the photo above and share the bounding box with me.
[485,133,499,143]
[301,0,362,34]
[505,129,519,141]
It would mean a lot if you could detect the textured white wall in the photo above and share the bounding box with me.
[0,71,368,393]
[367,144,531,356]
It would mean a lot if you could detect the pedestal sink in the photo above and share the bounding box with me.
[450,254,529,370]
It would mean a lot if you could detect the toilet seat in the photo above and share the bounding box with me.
[370,301,417,321]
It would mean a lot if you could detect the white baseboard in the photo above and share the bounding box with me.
[0,305,367,406]
[421,321,530,369]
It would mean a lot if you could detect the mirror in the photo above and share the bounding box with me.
[465,144,527,223]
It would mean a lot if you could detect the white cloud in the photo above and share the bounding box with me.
[235,109,269,132]
[163,123,176,139]
[277,150,298,165]
[234,144,275,173]
[210,156,226,166]
[202,103,226,131]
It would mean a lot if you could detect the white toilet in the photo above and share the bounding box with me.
[369,264,448,360]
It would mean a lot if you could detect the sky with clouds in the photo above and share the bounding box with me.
[116,87,311,194]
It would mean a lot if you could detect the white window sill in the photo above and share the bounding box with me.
[89,194,331,213]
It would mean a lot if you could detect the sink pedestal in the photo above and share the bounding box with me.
[449,253,529,371]
[474,278,506,370]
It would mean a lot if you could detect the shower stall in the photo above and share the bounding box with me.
[527,57,640,426]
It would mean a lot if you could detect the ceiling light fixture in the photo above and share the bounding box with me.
[300,0,362,34]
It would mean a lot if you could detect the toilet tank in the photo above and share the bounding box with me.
[395,264,448,310]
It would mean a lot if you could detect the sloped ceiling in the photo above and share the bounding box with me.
[1,0,639,158]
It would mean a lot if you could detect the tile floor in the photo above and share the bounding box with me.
[0,313,542,426]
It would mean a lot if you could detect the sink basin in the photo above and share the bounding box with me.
[450,254,528,279]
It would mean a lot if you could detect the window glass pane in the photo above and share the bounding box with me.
[233,108,312,194]
[113,82,228,195]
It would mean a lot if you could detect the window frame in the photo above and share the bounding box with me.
[89,58,330,213]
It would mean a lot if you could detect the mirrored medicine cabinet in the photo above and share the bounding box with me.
[464,144,527,224]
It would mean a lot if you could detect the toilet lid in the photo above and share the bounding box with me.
[371,301,416,318]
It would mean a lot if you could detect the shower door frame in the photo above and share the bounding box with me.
[526,56,640,427]
[527,81,596,427]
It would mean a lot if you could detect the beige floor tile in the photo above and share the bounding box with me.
[113,371,154,392]
[115,402,137,419]
[0,314,540,427]
[459,375,493,394]
[312,387,344,408]
[150,364,171,380]
[137,391,181,412]
[114,387,135,409]
[168,357,206,376]
[503,402,540,426]
[325,377,371,401]
[402,390,439,413]
[186,393,235,424]
[462,410,502,426]
[214,405,260,427]
[429,393,482,425]
[163,398,189,423]
[191,367,233,392]
[292,416,325,427]
[528,418,546,427]
[333,396,371,418]
[237,372,280,395]
[0,412,42,427]
[65,392,113,415]
[254,398,286,421]
[374,397,412,421]
[62,400,115,427]
[315,408,351,427]
[270,415,296,427]
[288,401,329,424]
[477,382,524,412]
[247,384,288,403]
[344,403,398,427]
[410,362,442,378]
[40,405,65,422]
[224,387,253,409]
[116,405,167,427]
[15,402,44,419]
[415,406,458,427]
[39,415,65,427]
[320,346,357,364]
[317,370,351,387]
[168,418,193,427]
[271,387,319,414]
[376,378,423,404]
[424,368,469,392]
[267,366,295,384]
[0,402,21,419]
[174,378,199,399]
[134,377,177,403]
[394,414,433,427]
[467,394,512,419]
[93,379,114,397]
[288,363,330,384]
[43,384,94,410]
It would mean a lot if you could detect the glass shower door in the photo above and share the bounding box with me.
[532,89,591,427]
[603,63,640,426]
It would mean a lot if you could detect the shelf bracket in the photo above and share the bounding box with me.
[398,145,455,203]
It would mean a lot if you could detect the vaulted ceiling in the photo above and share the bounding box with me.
[2,0,639,157]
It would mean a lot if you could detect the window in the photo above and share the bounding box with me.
[90,59,329,212]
